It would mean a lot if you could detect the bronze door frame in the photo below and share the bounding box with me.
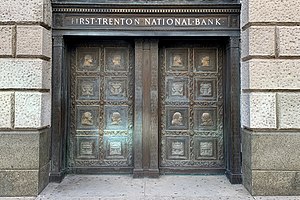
[51,2,241,182]
[133,39,159,177]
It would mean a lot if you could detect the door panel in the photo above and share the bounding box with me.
[68,40,134,172]
[159,42,225,172]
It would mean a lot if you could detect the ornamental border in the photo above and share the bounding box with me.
[53,8,240,14]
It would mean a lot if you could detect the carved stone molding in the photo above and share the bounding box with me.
[53,8,240,14]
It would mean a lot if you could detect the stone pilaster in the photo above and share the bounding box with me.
[241,0,300,195]
[0,0,52,196]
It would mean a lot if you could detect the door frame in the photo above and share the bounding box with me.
[50,4,241,184]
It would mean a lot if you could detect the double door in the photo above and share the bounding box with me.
[67,39,225,175]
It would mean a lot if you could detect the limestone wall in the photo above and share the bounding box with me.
[0,0,52,196]
[241,0,300,195]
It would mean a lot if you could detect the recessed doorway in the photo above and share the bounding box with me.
[65,38,227,176]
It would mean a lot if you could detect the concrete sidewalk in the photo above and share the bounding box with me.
[1,175,300,200]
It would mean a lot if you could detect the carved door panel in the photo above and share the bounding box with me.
[159,42,225,173]
[68,40,134,172]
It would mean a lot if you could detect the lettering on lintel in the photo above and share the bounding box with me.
[70,17,224,26]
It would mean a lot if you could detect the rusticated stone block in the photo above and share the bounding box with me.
[241,93,276,129]
[0,129,50,196]
[0,59,51,89]
[0,26,13,56]
[0,92,13,128]
[241,61,250,90]
[240,0,249,29]
[241,26,275,58]
[39,129,51,168]
[0,164,49,196]
[242,130,300,196]
[241,93,250,128]
[243,130,300,170]
[278,93,300,129]
[0,0,51,26]
[241,0,300,26]
[278,26,300,56]
[15,92,51,128]
[251,170,300,196]
[241,129,252,169]
[0,132,38,169]
[242,164,252,195]
[0,130,50,169]
[0,170,39,196]
[38,163,50,194]
[241,59,300,90]
[241,29,249,58]
[16,26,51,58]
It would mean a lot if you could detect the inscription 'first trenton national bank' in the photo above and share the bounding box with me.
[69,17,226,27]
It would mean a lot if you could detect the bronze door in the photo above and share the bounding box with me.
[68,40,134,173]
[159,42,225,173]
[67,39,225,175]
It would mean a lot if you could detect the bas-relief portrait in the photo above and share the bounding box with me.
[105,50,128,72]
[200,55,210,67]
[77,50,100,71]
[194,50,217,72]
[201,112,213,126]
[166,108,189,130]
[112,54,121,66]
[171,112,183,126]
[83,54,94,67]
[105,106,128,130]
[195,109,217,131]
[172,54,183,67]
[81,111,94,126]
[170,54,188,71]
[166,49,189,71]
[80,53,98,70]
[111,112,122,125]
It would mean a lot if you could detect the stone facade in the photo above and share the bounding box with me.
[0,0,52,197]
[0,0,299,197]
[241,0,300,196]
